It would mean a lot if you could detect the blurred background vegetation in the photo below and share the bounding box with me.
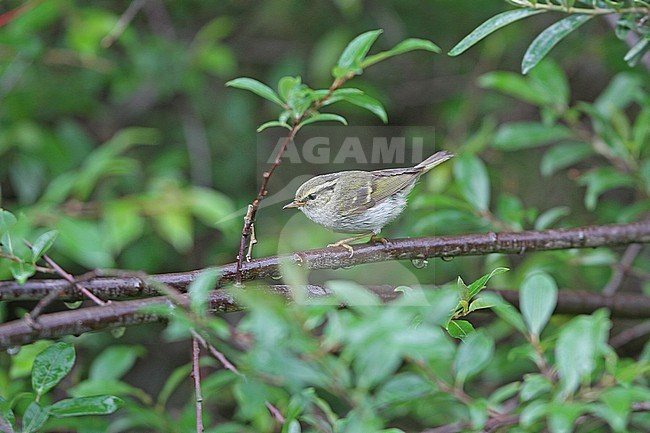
[1,0,649,432]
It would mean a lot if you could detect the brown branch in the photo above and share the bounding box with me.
[1,284,650,348]
[3,222,649,302]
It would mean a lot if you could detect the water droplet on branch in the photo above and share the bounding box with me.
[411,258,428,269]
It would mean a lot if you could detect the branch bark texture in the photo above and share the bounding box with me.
[2,222,648,302]
[1,285,650,348]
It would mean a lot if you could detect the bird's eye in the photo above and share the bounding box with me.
[307,193,317,200]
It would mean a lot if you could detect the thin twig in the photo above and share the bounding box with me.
[234,75,350,282]
[610,320,650,348]
[101,0,148,48]
[265,401,286,424]
[603,244,643,295]
[192,337,204,433]
[191,329,242,376]
[21,242,108,325]
[38,250,107,306]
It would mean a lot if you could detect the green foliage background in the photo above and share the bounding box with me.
[1,0,649,432]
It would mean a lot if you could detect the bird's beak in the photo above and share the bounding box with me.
[283,200,304,209]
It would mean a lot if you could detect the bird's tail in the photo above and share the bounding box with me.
[415,150,455,173]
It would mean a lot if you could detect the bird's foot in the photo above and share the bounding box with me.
[327,232,374,257]
[369,235,389,246]
[327,240,355,257]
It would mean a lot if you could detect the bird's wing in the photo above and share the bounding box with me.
[340,171,418,214]
[367,171,419,204]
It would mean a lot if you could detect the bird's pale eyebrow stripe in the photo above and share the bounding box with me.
[313,179,338,192]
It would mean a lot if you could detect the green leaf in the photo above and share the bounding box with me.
[528,59,570,109]
[453,153,490,211]
[362,38,440,68]
[189,269,220,317]
[333,29,383,78]
[594,73,643,118]
[578,168,635,211]
[375,373,433,406]
[521,400,548,429]
[157,364,192,407]
[534,206,570,230]
[153,209,194,252]
[454,330,494,385]
[32,342,75,399]
[447,319,475,339]
[325,280,380,306]
[22,401,49,433]
[520,271,558,337]
[493,122,573,150]
[10,261,35,285]
[89,345,145,381]
[257,120,291,132]
[555,314,610,397]
[73,128,159,200]
[103,200,145,253]
[522,15,592,74]
[0,209,17,236]
[481,292,527,334]
[547,402,586,433]
[468,267,509,298]
[0,396,15,433]
[449,9,544,56]
[335,92,388,123]
[521,373,552,401]
[226,77,284,106]
[278,76,301,101]
[50,395,124,417]
[468,297,496,313]
[478,72,550,106]
[69,379,151,403]
[488,381,521,405]
[623,38,650,67]
[540,142,595,176]
[56,217,114,268]
[633,107,650,155]
[298,113,348,129]
[316,87,364,106]
[30,230,58,262]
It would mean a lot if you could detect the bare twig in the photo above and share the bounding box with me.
[21,242,109,325]
[603,244,643,295]
[265,401,286,424]
[192,337,204,433]
[191,330,242,376]
[234,74,350,282]
[101,0,148,48]
[610,320,650,348]
[39,251,108,306]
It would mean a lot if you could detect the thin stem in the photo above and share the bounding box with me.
[234,74,351,283]
[603,244,643,295]
[528,333,555,381]
[265,401,286,425]
[191,329,242,376]
[192,337,204,433]
[512,1,649,15]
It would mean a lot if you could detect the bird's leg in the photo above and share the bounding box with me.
[328,232,375,257]
[369,229,388,246]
